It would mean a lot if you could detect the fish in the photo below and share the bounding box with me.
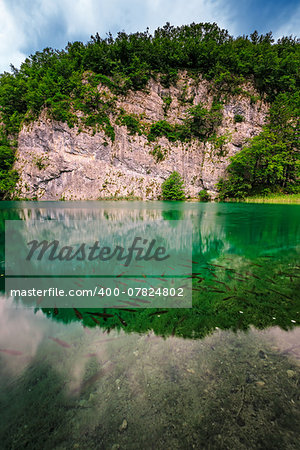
[158,278,168,282]
[117,315,128,327]
[91,316,100,325]
[149,310,169,317]
[36,296,44,305]
[71,361,112,394]
[49,337,71,348]
[133,298,151,304]
[0,348,23,356]
[118,300,143,307]
[116,272,126,277]
[179,264,192,268]
[118,308,137,312]
[245,271,261,280]
[86,312,114,318]
[133,279,147,283]
[265,277,276,284]
[279,272,300,278]
[208,263,228,269]
[233,271,247,278]
[54,307,59,315]
[213,280,231,291]
[209,289,227,293]
[73,308,83,320]
[167,266,175,270]
[210,272,218,279]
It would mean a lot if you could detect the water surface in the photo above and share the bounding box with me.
[0,201,299,449]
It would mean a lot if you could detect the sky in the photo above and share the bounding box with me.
[0,0,299,74]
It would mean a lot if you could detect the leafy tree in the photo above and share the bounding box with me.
[162,171,185,200]
[0,21,298,198]
[217,92,299,199]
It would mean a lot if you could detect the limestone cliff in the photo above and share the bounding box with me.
[14,72,268,200]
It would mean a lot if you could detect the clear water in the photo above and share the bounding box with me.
[0,201,299,449]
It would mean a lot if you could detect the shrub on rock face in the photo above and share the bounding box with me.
[162,171,185,200]
[198,189,211,202]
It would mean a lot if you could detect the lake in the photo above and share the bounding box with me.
[0,201,299,449]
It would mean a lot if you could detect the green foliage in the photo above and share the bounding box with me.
[217,92,300,199]
[148,120,189,142]
[33,155,48,170]
[148,102,223,143]
[208,132,231,157]
[187,102,223,140]
[116,111,143,135]
[161,171,185,200]
[0,138,18,199]
[162,96,172,115]
[0,22,298,199]
[234,114,244,123]
[149,145,168,162]
[198,189,211,202]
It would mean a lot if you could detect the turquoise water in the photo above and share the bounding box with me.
[0,201,299,449]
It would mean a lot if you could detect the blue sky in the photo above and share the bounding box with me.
[0,0,299,73]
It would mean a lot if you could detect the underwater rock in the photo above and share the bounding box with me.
[287,370,296,378]
[119,419,128,432]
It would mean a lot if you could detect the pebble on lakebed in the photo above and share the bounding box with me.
[119,419,128,432]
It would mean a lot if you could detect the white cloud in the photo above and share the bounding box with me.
[0,0,238,73]
[0,2,27,72]
[273,4,300,40]
[2,0,298,74]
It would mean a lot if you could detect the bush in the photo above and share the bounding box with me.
[234,114,244,123]
[198,189,211,202]
[149,145,168,162]
[162,171,185,200]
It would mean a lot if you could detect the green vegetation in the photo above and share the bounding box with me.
[148,102,223,143]
[162,96,172,115]
[0,22,299,198]
[116,110,143,135]
[234,193,300,204]
[218,92,299,199]
[149,145,168,162]
[234,114,244,123]
[162,171,185,200]
[198,189,211,202]
[0,133,18,199]
[33,155,49,170]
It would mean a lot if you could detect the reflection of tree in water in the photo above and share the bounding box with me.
[36,249,299,339]
[1,202,299,338]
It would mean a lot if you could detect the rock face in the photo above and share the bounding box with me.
[14,72,268,200]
